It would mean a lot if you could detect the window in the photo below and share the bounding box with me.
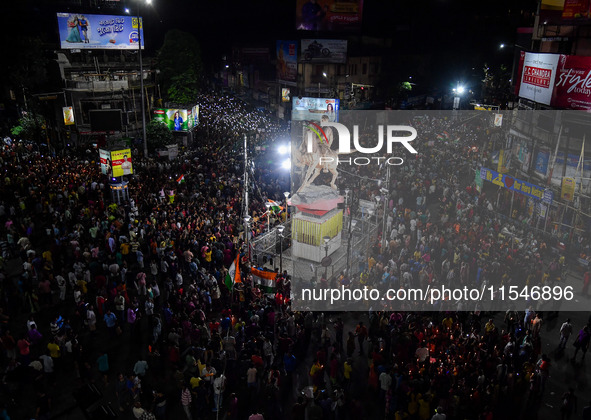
[362,63,367,75]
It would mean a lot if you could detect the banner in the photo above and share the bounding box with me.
[251,267,277,294]
[480,167,554,204]
[494,114,503,126]
[301,39,347,64]
[110,149,133,177]
[561,177,576,201]
[296,0,363,32]
[519,53,559,105]
[56,13,144,50]
[63,106,75,125]
[277,41,298,86]
[282,88,291,102]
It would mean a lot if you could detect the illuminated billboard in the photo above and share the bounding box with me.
[518,52,559,106]
[153,108,190,131]
[296,0,363,32]
[56,13,144,50]
[292,97,339,122]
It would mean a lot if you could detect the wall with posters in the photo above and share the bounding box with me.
[57,13,144,50]
[296,0,363,32]
[301,39,347,64]
[292,97,339,122]
[277,41,298,86]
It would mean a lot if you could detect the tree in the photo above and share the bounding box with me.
[146,119,174,152]
[156,30,203,104]
[10,113,46,144]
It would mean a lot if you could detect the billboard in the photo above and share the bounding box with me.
[296,0,363,32]
[480,167,553,204]
[111,149,133,177]
[89,109,122,132]
[99,149,111,175]
[56,13,144,50]
[301,39,347,64]
[518,53,559,106]
[292,97,339,122]
[552,54,591,109]
[153,108,190,131]
[63,106,75,126]
[187,106,199,130]
[282,88,291,102]
[562,0,590,19]
[277,41,298,86]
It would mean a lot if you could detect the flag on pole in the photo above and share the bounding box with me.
[176,174,185,184]
[225,254,241,291]
[266,200,283,213]
[251,267,278,295]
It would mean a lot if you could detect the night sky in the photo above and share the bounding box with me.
[2,0,538,91]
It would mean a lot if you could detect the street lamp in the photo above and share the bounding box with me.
[277,225,285,274]
[347,218,357,276]
[244,215,251,262]
[323,235,331,281]
[265,202,271,232]
[283,192,290,222]
[135,0,150,157]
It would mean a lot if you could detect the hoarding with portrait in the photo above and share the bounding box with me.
[153,108,189,131]
[111,149,133,177]
[99,149,112,175]
[296,0,363,32]
[292,97,339,122]
[57,13,144,50]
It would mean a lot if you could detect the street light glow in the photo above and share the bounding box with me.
[322,72,327,77]
[457,85,465,94]
[278,144,290,155]
[281,158,291,170]
[500,43,505,48]
[125,8,130,14]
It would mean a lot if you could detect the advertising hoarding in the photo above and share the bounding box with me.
[292,97,339,122]
[277,41,298,86]
[57,13,144,50]
[153,108,189,131]
[111,149,133,177]
[561,177,576,201]
[63,107,75,126]
[301,39,347,64]
[296,0,363,32]
[89,109,122,132]
[518,53,559,106]
[99,149,111,175]
[282,88,291,102]
[480,167,553,204]
[562,0,590,19]
[552,54,591,109]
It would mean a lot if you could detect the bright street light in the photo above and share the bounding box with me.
[125,8,130,14]
[322,72,327,77]
[278,144,290,155]
[500,43,505,49]
[281,158,291,170]
[456,85,465,94]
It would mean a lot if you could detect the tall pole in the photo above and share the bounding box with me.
[244,133,250,263]
[137,6,148,157]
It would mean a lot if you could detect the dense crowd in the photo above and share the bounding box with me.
[0,97,589,420]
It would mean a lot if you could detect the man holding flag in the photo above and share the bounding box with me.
[225,253,241,291]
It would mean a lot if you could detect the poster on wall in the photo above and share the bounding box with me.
[56,13,144,50]
[534,150,551,175]
[561,177,576,201]
[300,39,347,63]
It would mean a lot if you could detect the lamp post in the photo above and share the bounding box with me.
[347,219,357,277]
[244,215,251,263]
[135,0,150,157]
[265,202,271,232]
[277,225,285,275]
[283,192,290,222]
[323,235,330,281]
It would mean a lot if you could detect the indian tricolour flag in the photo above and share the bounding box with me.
[225,254,241,291]
[176,174,186,184]
[267,200,283,213]
[251,267,278,295]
